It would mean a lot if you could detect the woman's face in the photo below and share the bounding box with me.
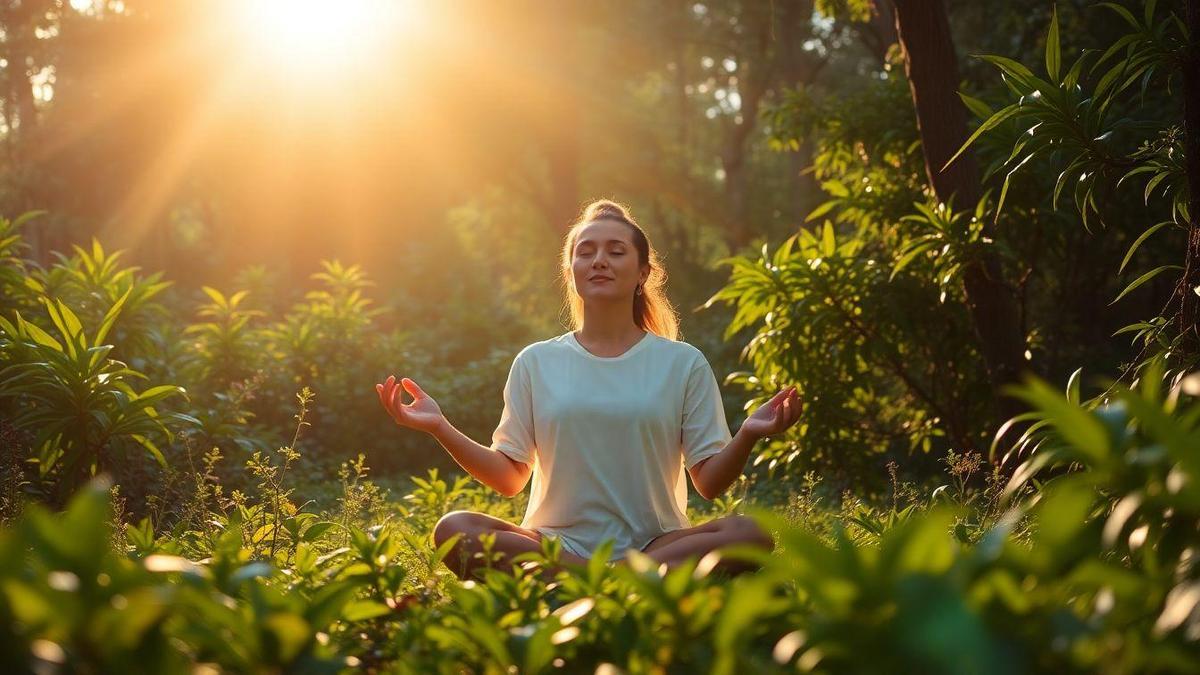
[571,219,647,305]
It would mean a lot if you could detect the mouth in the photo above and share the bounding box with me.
[589,276,614,282]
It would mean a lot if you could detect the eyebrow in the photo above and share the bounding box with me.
[575,238,629,247]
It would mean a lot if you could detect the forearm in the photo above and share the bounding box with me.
[693,426,760,499]
[428,418,523,496]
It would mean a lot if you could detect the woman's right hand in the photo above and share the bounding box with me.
[376,376,445,434]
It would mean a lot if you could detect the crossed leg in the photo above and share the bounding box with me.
[432,510,590,581]
[633,514,775,577]
[432,511,775,581]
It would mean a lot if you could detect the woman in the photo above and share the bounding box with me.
[375,199,802,580]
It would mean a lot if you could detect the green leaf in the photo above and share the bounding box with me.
[978,55,1037,86]
[958,92,994,119]
[1109,265,1182,305]
[942,104,1021,172]
[1143,171,1170,204]
[12,210,47,230]
[1111,321,1157,338]
[1066,367,1082,404]
[890,242,937,280]
[1045,6,1061,81]
[201,286,225,305]
[131,434,167,468]
[1099,2,1139,29]
[1006,378,1111,464]
[996,150,1039,219]
[133,384,183,406]
[19,315,63,352]
[1035,475,1098,549]
[822,180,849,198]
[96,286,132,346]
[262,613,311,663]
[342,600,391,622]
[300,521,337,542]
[805,199,839,223]
[1119,221,1172,274]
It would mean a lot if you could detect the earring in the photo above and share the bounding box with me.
[635,284,643,296]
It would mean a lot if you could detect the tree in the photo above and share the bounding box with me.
[891,0,1028,410]
[1180,0,1200,346]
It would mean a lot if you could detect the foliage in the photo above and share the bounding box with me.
[2,370,1200,672]
[0,212,42,318]
[729,0,1190,486]
[949,1,1195,377]
[0,295,195,499]
[705,219,989,483]
[184,286,265,386]
[26,239,173,363]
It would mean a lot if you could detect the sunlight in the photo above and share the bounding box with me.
[238,0,409,75]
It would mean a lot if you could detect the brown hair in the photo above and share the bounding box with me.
[559,199,680,341]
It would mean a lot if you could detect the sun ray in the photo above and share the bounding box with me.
[100,63,258,252]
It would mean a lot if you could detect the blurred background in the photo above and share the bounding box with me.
[1,0,1186,497]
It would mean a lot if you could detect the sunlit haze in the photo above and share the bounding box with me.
[236,0,415,76]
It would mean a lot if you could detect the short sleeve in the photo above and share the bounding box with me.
[492,353,536,466]
[682,359,733,470]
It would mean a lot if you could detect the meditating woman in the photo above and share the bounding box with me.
[375,199,802,580]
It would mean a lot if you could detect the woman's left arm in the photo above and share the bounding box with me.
[689,386,802,500]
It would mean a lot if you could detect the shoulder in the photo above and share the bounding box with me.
[645,334,713,370]
[512,333,574,365]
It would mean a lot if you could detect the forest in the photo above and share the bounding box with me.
[1,0,1199,672]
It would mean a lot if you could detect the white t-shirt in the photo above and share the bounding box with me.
[491,330,733,561]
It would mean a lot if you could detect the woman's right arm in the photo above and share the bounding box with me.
[376,376,531,497]
[428,417,532,498]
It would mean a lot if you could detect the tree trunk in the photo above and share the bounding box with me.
[856,0,898,65]
[891,0,1028,415]
[720,27,771,250]
[1179,0,1200,348]
[721,1,814,250]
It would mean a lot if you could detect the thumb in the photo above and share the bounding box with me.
[401,378,426,399]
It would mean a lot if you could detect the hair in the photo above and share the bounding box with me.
[559,199,680,341]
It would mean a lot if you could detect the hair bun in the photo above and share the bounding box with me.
[583,199,632,223]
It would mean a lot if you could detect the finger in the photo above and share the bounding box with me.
[402,377,425,399]
[380,380,396,413]
[765,390,787,413]
[382,378,397,414]
[376,383,386,410]
[787,391,803,425]
[380,376,395,407]
[390,382,406,413]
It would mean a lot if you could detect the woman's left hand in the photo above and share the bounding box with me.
[741,386,803,441]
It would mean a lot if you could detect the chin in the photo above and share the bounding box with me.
[579,290,627,303]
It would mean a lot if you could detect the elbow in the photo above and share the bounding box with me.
[500,478,527,498]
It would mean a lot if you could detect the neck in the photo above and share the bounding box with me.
[578,300,643,342]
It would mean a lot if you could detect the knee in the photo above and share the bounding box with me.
[433,510,483,548]
[725,515,775,552]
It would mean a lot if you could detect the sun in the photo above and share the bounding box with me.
[237,0,408,74]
